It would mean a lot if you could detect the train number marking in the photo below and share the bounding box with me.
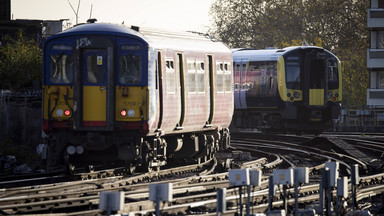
[123,101,136,107]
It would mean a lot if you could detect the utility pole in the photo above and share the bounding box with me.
[68,0,81,25]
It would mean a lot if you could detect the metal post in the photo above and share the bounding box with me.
[283,185,288,214]
[326,169,332,216]
[106,193,111,216]
[319,167,329,216]
[156,186,160,216]
[294,178,299,216]
[351,164,359,209]
[268,176,274,212]
[247,185,251,216]
[239,186,243,216]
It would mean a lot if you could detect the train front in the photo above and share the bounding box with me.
[42,23,151,171]
[279,46,342,132]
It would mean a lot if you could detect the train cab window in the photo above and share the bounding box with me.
[119,54,141,84]
[327,59,339,89]
[216,62,224,92]
[187,61,196,93]
[224,62,232,92]
[50,54,74,83]
[285,56,301,89]
[166,60,175,93]
[86,55,104,83]
[196,61,205,93]
[49,44,74,84]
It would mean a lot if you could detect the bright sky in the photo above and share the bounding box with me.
[11,0,215,32]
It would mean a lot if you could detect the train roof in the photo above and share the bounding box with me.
[232,46,337,61]
[45,23,231,54]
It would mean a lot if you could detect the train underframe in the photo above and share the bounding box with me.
[232,103,340,134]
[44,128,231,173]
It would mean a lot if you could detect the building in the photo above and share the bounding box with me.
[367,0,384,105]
[0,0,65,46]
[0,0,11,21]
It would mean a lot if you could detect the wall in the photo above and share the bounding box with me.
[0,90,42,146]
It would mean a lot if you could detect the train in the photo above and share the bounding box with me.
[42,23,233,173]
[231,46,342,134]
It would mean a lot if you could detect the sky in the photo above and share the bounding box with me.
[11,0,215,32]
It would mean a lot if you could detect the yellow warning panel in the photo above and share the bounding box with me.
[309,89,324,106]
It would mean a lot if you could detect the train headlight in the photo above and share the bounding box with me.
[67,146,76,155]
[120,109,127,117]
[56,109,63,117]
[335,93,339,98]
[76,146,84,154]
[293,92,300,98]
[327,92,333,99]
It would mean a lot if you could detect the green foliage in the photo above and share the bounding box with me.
[210,0,370,105]
[0,31,42,90]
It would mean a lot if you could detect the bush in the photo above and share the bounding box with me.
[0,31,42,90]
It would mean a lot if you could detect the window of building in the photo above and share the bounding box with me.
[379,0,384,8]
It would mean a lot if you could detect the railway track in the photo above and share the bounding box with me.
[0,132,383,215]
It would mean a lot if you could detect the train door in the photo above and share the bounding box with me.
[176,53,185,129]
[234,61,241,109]
[207,55,214,126]
[240,60,248,109]
[82,49,108,127]
[306,51,327,106]
[157,52,164,130]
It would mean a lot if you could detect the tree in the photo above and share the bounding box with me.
[0,31,42,90]
[209,0,369,105]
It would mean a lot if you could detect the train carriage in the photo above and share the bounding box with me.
[42,23,233,172]
[232,46,342,133]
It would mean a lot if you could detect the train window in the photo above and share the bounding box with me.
[166,60,174,70]
[119,54,141,84]
[50,54,74,83]
[166,60,175,93]
[86,55,104,83]
[379,71,384,88]
[196,61,205,93]
[216,62,224,92]
[234,63,240,90]
[224,62,232,92]
[188,61,196,93]
[327,59,339,89]
[377,31,384,49]
[285,57,301,89]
